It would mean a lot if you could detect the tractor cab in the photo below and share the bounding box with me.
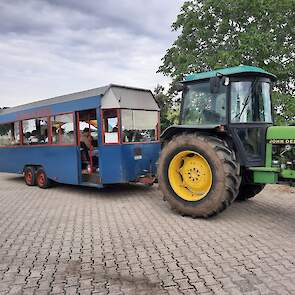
[179,66,276,167]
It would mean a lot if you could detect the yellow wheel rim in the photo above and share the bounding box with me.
[168,150,213,201]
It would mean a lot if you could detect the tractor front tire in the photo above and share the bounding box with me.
[236,184,265,201]
[158,133,241,218]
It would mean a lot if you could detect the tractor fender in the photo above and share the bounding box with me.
[161,124,222,142]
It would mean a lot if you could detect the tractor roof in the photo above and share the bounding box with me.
[184,65,277,82]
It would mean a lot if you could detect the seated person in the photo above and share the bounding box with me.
[30,130,39,144]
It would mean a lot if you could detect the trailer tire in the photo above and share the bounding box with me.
[24,166,36,186]
[158,133,241,218]
[36,168,52,189]
[236,184,265,201]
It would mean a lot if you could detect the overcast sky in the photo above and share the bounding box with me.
[0,0,184,106]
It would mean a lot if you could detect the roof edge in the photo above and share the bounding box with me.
[184,65,277,82]
[0,84,154,116]
[106,84,152,94]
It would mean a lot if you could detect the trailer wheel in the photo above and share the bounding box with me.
[158,133,241,218]
[36,168,52,189]
[24,166,36,186]
[236,184,265,201]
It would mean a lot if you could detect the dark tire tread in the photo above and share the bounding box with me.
[24,166,36,186]
[158,133,241,218]
[36,168,52,189]
[236,184,265,201]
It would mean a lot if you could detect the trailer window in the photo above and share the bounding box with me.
[102,109,119,144]
[51,114,75,145]
[122,110,158,143]
[0,122,20,146]
[22,118,48,145]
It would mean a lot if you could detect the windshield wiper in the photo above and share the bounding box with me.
[232,78,258,120]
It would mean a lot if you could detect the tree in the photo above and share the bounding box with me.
[272,92,295,125]
[158,0,295,124]
[154,85,179,131]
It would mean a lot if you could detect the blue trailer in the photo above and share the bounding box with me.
[0,85,160,188]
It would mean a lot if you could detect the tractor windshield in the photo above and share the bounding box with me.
[181,81,227,125]
[231,80,272,123]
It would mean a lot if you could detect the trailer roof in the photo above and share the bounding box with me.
[184,65,277,82]
[101,85,159,110]
[0,84,159,115]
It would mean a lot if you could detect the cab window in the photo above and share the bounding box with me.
[181,81,227,125]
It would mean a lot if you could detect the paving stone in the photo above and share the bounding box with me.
[0,176,294,294]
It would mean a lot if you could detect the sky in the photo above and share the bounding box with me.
[0,0,184,107]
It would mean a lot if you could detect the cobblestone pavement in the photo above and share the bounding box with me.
[0,174,295,295]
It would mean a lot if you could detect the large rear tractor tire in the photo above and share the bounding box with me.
[157,133,241,218]
[236,184,265,201]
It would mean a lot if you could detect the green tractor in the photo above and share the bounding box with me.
[158,65,294,218]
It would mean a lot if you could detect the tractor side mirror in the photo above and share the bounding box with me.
[174,82,184,92]
[210,76,230,93]
[210,77,221,93]
[221,76,230,86]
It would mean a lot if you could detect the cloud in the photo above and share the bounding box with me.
[46,0,180,39]
[0,0,183,106]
